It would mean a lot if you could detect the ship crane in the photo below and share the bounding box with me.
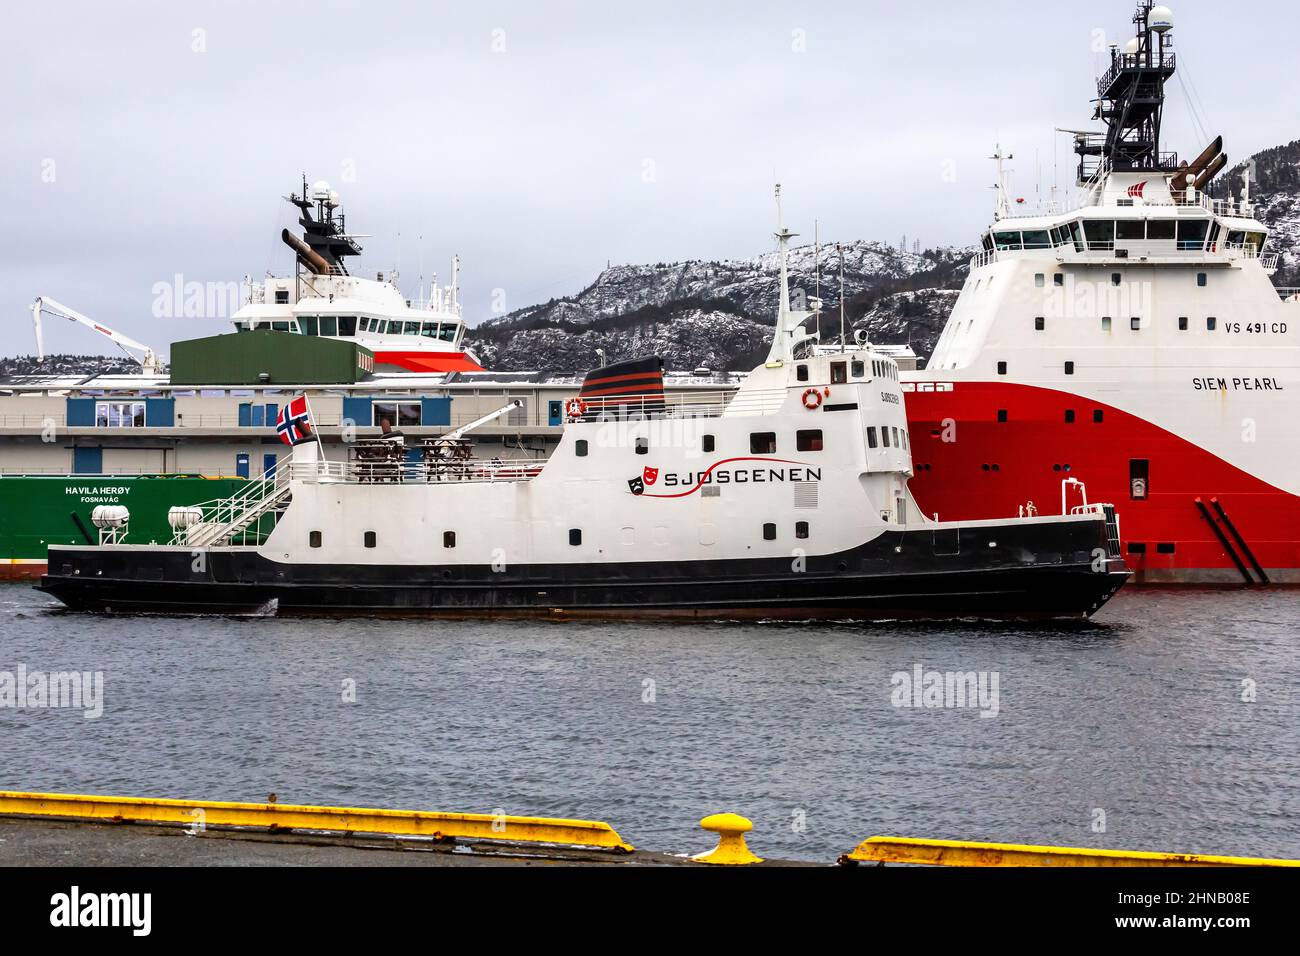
[31,297,163,374]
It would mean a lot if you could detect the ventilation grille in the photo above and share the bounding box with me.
[793,481,818,509]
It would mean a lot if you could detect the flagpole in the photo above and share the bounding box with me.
[302,392,328,462]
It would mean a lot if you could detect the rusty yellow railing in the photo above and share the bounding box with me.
[0,790,633,853]
[843,836,1300,867]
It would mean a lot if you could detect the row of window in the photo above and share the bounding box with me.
[237,316,460,341]
[308,524,817,550]
[1033,315,1219,332]
[978,270,1213,293]
[309,529,457,549]
[574,429,831,457]
[994,409,1104,423]
[866,426,908,450]
[984,220,1263,254]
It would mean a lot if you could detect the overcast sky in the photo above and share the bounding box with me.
[1,0,1294,357]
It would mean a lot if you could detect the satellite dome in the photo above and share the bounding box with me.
[312,180,331,199]
[1124,37,1140,55]
[1150,5,1174,32]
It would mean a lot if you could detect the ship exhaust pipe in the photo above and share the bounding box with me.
[281,229,330,275]
[1191,153,1228,192]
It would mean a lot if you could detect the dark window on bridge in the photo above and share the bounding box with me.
[575,439,588,457]
[750,432,777,454]
[762,523,777,541]
[1064,361,1075,375]
[702,434,715,453]
[309,531,322,548]
[364,531,376,549]
[1156,542,1176,554]
[796,429,823,451]
[851,360,865,378]
[796,364,809,382]
[635,437,648,455]
[795,521,809,539]
[568,529,582,546]
[830,362,848,385]
[1129,459,1149,500]
[1065,409,1075,423]
[997,361,1007,375]
[443,531,456,548]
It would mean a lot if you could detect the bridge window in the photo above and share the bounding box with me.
[439,326,457,342]
[1177,220,1208,249]
[1022,231,1051,249]
[319,316,338,337]
[1116,220,1145,241]
[1147,220,1175,241]
[271,321,291,332]
[1083,220,1114,249]
[299,315,319,336]
[420,322,441,339]
[830,362,847,384]
[796,364,809,382]
[851,360,865,378]
[338,316,357,336]
[993,231,1022,251]
[403,321,421,336]
[796,429,823,452]
[750,432,777,454]
[762,523,777,541]
[373,402,421,427]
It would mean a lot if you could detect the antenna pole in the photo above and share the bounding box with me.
[838,243,846,353]
[814,220,821,348]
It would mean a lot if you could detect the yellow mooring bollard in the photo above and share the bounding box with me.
[692,812,763,865]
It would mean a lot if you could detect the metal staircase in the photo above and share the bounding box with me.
[174,466,293,548]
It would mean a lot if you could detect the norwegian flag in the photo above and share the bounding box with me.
[276,395,313,445]
[1127,181,1147,198]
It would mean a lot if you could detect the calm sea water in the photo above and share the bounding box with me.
[1,583,1296,863]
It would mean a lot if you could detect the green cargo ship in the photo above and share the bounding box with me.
[0,475,247,580]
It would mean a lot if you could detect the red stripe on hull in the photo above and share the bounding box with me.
[373,351,483,373]
[904,381,1300,584]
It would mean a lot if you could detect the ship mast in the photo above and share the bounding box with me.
[765,184,818,365]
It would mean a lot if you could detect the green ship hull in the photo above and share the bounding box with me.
[0,475,247,580]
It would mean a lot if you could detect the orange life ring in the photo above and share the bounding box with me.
[801,388,823,410]
[565,397,588,420]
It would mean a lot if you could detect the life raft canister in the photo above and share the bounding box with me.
[801,388,823,410]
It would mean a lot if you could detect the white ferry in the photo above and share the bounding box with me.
[39,195,1129,620]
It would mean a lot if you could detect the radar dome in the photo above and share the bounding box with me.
[312,180,331,199]
[1124,38,1140,55]
[1150,5,1174,32]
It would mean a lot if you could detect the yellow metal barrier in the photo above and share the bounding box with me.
[843,836,1300,868]
[0,790,633,853]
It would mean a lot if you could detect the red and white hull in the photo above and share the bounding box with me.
[904,381,1300,584]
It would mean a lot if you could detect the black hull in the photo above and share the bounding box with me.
[38,519,1129,621]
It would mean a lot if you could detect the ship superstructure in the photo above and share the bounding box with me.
[232,177,482,374]
[902,1,1299,584]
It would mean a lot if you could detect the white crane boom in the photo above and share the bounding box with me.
[440,400,522,443]
[31,296,163,373]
